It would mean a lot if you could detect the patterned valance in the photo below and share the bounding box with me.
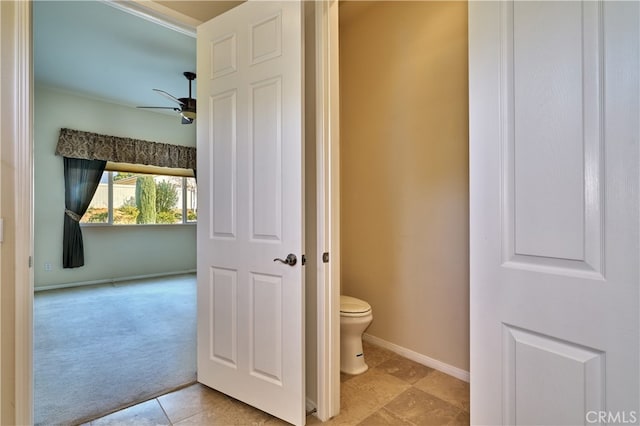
[55,128,196,170]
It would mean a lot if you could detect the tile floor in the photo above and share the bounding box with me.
[84,341,469,425]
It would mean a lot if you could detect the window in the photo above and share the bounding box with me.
[82,171,197,225]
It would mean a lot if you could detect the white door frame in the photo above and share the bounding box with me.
[1,1,33,424]
[314,0,341,420]
[3,0,341,424]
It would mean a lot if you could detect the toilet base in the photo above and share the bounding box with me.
[340,334,369,375]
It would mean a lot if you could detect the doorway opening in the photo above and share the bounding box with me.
[32,1,198,423]
[11,1,340,424]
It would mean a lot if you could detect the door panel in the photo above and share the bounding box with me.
[250,273,283,383]
[513,2,588,260]
[508,1,603,270]
[210,268,237,367]
[250,77,282,241]
[503,326,605,425]
[197,2,305,425]
[470,1,639,424]
[211,91,237,239]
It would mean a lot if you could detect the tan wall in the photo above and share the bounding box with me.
[339,1,469,371]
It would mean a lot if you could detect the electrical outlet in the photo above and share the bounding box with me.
[44,262,52,272]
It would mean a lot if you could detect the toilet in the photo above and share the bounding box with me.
[340,295,373,375]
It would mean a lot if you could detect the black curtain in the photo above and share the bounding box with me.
[63,157,106,268]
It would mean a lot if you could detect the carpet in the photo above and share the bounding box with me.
[34,274,197,425]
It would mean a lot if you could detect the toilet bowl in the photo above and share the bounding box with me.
[340,295,373,375]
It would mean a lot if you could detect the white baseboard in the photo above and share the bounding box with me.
[363,333,470,383]
[34,269,197,292]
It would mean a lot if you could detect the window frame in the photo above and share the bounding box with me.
[81,170,197,227]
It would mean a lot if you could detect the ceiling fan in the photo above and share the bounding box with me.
[137,71,196,124]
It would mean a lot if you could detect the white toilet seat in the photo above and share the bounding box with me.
[340,310,372,318]
[340,295,371,316]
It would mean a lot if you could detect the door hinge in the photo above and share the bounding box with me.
[322,252,329,263]
[29,256,33,268]
[301,254,306,265]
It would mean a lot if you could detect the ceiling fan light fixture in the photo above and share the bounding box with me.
[182,110,196,120]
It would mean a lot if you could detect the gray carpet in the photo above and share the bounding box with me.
[34,274,197,426]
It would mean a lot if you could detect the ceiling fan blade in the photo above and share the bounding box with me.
[136,106,180,110]
[153,89,185,106]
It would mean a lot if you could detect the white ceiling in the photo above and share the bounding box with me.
[33,1,197,112]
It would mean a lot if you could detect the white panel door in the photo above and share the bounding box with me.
[470,1,639,425]
[196,2,305,425]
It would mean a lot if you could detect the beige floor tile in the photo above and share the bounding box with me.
[321,379,381,425]
[414,371,470,412]
[174,399,270,425]
[158,383,230,423]
[90,399,170,426]
[454,409,470,425]
[375,356,434,385]
[384,387,462,426]
[357,407,415,426]
[362,341,397,368]
[218,398,274,425]
[340,372,356,383]
[344,367,412,408]
[175,396,274,426]
[172,409,226,425]
[264,414,296,425]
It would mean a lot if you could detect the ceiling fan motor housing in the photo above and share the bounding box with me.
[180,98,197,120]
[182,72,196,120]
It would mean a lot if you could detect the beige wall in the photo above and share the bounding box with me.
[157,1,243,22]
[339,1,469,371]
